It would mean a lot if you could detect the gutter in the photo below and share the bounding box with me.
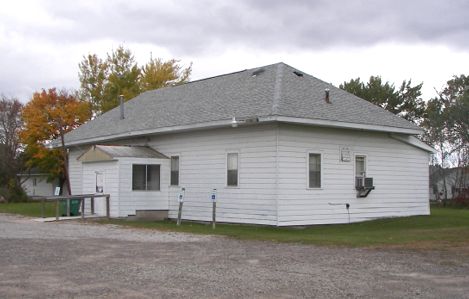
[60,116,423,148]
[389,134,436,153]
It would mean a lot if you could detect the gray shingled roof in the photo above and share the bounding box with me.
[64,62,421,145]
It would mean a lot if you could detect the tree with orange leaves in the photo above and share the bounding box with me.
[20,89,91,195]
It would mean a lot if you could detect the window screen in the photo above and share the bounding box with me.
[132,164,160,191]
[227,153,238,186]
[309,153,321,188]
[170,156,179,186]
[132,165,146,190]
[146,165,160,190]
[355,156,366,177]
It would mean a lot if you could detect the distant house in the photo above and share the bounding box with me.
[61,62,434,226]
[18,169,55,198]
[430,166,469,201]
[18,169,70,198]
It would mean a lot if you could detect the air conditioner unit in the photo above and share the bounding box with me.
[364,177,374,188]
[356,177,375,198]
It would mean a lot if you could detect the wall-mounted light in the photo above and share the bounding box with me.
[231,116,259,128]
[231,116,239,128]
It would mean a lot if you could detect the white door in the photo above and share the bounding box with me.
[82,162,117,216]
[94,171,106,215]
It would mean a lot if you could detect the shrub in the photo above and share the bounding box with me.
[453,190,469,208]
[0,183,29,203]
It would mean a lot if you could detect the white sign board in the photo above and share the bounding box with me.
[177,188,185,203]
[210,189,217,202]
[340,147,351,162]
[95,172,104,193]
[54,187,61,196]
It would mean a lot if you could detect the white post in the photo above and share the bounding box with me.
[211,189,217,229]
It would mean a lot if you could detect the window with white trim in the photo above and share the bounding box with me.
[227,153,238,186]
[308,153,321,188]
[170,156,179,186]
[132,164,160,191]
[355,155,366,187]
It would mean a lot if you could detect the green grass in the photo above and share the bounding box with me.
[1,202,468,249]
[0,202,56,217]
[97,208,469,248]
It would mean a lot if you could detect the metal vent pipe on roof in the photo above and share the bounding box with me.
[325,88,330,103]
[119,95,125,119]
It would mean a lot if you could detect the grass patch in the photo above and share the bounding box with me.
[0,202,56,218]
[96,208,469,248]
[1,202,469,249]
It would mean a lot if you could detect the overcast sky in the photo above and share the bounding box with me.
[1,0,469,102]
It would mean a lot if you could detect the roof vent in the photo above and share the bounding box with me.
[293,71,303,77]
[251,68,265,77]
[324,88,330,104]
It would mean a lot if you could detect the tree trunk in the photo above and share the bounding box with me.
[60,131,72,196]
[58,177,65,195]
[439,142,448,206]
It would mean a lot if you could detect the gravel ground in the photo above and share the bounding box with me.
[1,214,469,298]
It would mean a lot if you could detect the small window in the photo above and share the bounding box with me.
[132,164,160,191]
[355,156,366,177]
[308,153,321,188]
[227,153,238,186]
[170,156,179,186]
[355,155,366,188]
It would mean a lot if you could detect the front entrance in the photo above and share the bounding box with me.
[82,162,117,216]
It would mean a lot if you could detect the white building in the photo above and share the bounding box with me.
[18,170,56,197]
[63,63,433,226]
[18,173,54,197]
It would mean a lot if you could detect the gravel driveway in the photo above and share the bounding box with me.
[1,213,468,298]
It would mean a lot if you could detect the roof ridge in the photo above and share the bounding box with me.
[183,69,247,85]
[183,62,287,86]
[271,63,284,115]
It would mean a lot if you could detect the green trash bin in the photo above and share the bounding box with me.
[60,199,81,216]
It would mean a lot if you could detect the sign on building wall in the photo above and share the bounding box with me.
[340,146,351,162]
[95,171,104,193]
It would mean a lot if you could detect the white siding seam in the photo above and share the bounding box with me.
[117,163,120,216]
[275,123,280,226]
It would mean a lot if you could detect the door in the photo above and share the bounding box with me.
[82,162,116,216]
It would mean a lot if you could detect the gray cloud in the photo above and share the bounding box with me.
[7,0,469,55]
[1,0,469,101]
[33,0,469,53]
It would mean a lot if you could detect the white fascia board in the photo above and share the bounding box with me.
[63,116,423,147]
[272,116,423,135]
[390,134,437,153]
[62,118,237,147]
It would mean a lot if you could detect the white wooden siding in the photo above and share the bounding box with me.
[146,125,278,225]
[276,124,430,226]
[69,146,85,195]
[81,161,119,216]
[117,157,170,217]
[67,122,430,226]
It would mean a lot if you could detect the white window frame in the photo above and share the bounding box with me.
[170,155,180,187]
[226,151,240,188]
[131,164,161,191]
[354,153,368,188]
[306,151,323,190]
